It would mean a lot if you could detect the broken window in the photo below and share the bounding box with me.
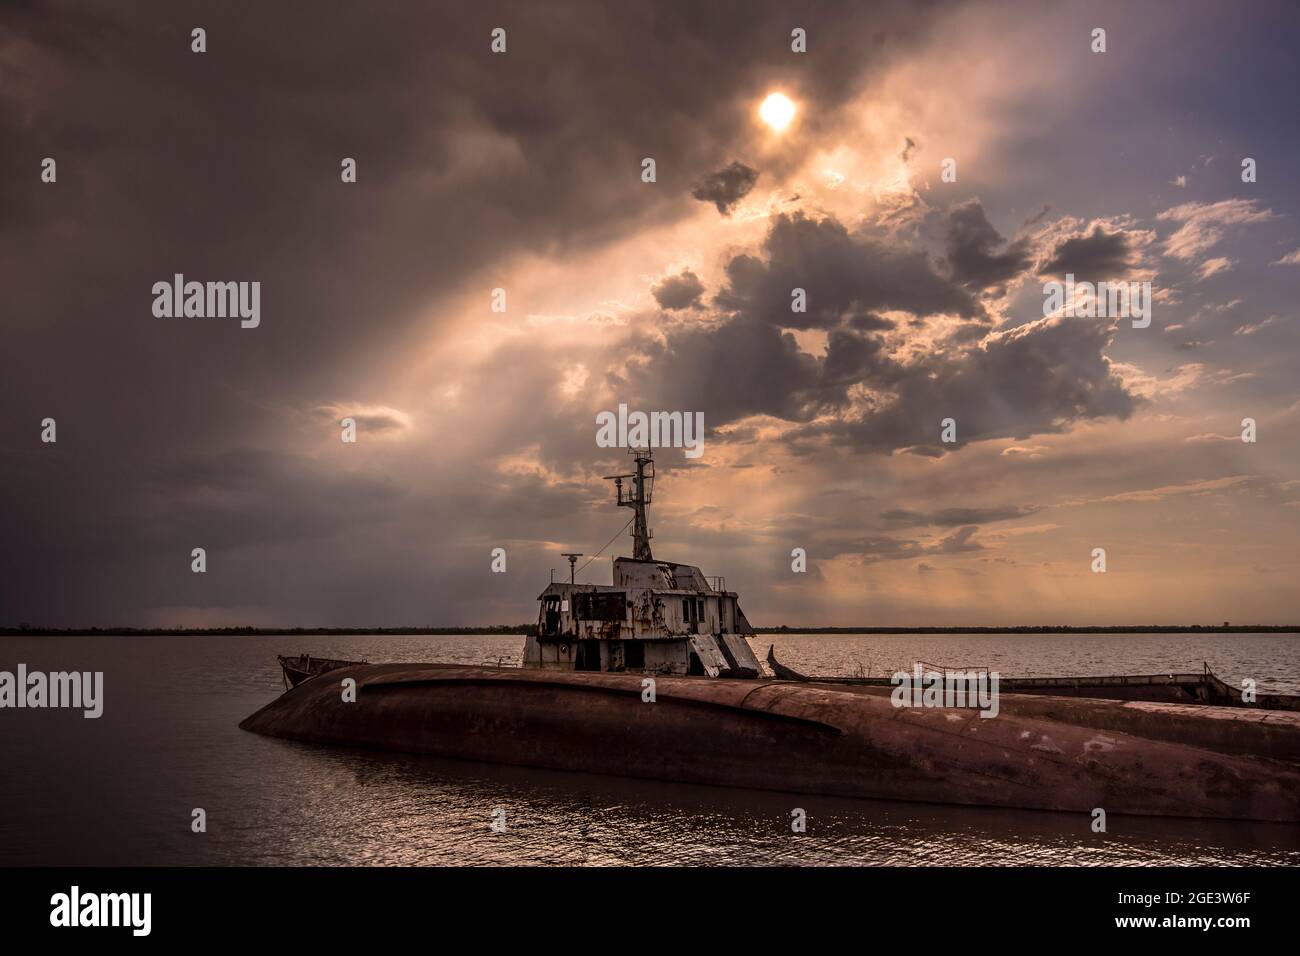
[574,591,626,622]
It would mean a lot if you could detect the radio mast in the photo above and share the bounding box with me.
[603,449,654,561]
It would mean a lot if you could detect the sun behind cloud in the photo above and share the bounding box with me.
[759,92,796,131]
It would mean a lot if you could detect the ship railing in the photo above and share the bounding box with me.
[918,660,991,676]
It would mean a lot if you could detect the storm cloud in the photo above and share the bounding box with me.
[1039,225,1134,280]
[715,212,982,329]
[806,311,1140,455]
[691,161,759,215]
[944,200,1033,290]
[623,209,1138,456]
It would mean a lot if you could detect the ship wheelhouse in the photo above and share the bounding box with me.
[523,450,760,678]
[526,558,759,677]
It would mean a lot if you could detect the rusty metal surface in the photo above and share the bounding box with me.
[800,681,1300,764]
[240,664,1300,822]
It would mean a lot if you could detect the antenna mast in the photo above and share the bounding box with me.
[603,449,654,561]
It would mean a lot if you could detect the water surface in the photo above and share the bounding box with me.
[1,632,1296,866]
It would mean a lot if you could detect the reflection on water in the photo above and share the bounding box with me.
[1,632,1297,866]
[222,743,1299,867]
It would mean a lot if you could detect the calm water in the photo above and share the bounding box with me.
[1,632,1298,866]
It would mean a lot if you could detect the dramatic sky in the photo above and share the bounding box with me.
[2,0,1297,627]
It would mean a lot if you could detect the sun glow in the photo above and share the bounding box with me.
[759,92,797,132]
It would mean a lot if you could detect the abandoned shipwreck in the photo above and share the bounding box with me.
[527,451,760,678]
[244,451,1300,823]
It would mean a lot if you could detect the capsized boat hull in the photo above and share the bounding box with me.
[240,663,1300,822]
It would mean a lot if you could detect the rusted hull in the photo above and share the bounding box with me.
[240,663,1300,822]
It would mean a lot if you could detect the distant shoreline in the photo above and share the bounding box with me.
[2,624,1297,636]
[755,625,1300,634]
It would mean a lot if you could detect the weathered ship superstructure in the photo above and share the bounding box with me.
[523,451,761,678]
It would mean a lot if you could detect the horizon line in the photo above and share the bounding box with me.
[3,624,1298,636]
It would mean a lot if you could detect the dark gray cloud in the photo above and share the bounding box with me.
[627,316,823,426]
[944,199,1033,290]
[715,212,982,329]
[1039,225,1133,280]
[848,313,896,332]
[620,207,1139,460]
[809,311,1139,455]
[651,269,706,310]
[691,161,759,215]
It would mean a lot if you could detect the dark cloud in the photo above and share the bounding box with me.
[809,312,1140,455]
[627,316,823,426]
[944,199,1033,290]
[652,269,706,310]
[619,210,1138,459]
[1039,225,1133,280]
[882,505,1040,527]
[820,328,887,388]
[715,212,981,330]
[848,313,896,332]
[691,161,759,215]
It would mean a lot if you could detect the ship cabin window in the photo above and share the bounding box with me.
[573,591,626,622]
[682,597,705,626]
